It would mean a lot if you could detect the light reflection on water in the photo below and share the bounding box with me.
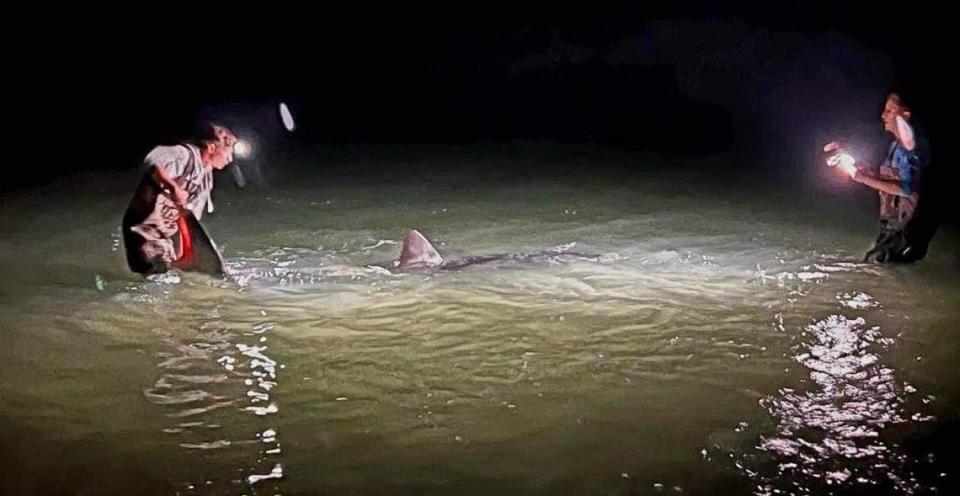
[141,306,286,493]
[1,173,956,495]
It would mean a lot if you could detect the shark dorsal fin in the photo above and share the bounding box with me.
[399,229,444,268]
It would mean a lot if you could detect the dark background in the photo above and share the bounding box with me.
[9,2,952,221]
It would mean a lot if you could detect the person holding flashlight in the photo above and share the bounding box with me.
[825,93,932,263]
[122,123,239,275]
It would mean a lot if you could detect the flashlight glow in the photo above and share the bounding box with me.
[837,161,857,178]
[826,152,855,168]
[233,139,252,158]
[826,153,857,178]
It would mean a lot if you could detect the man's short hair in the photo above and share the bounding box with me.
[197,123,237,147]
[887,92,910,113]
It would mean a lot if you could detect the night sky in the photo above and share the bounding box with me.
[13,2,950,213]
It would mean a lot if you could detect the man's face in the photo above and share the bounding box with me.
[203,127,237,169]
[207,142,235,170]
[881,97,905,136]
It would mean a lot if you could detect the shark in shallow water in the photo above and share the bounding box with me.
[391,229,606,271]
[222,229,613,285]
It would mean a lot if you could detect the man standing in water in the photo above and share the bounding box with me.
[827,93,934,262]
[122,123,238,274]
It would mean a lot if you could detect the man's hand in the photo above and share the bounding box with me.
[152,165,189,209]
[849,167,863,182]
[172,187,189,209]
[823,141,844,154]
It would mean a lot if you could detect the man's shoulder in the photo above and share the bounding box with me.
[144,144,193,167]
